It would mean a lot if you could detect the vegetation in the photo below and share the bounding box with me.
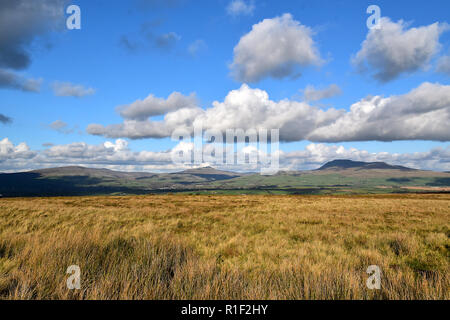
[0,194,448,299]
[1,162,449,197]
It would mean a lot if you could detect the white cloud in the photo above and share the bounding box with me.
[88,106,204,139]
[104,139,128,152]
[52,81,96,97]
[1,138,450,172]
[281,143,450,172]
[230,14,323,82]
[303,84,342,101]
[43,139,172,165]
[118,91,198,120]
[194,84,341,141]
[308,82,450,142]
[436,55,450,75]
[353,17,448,82]
[226,0,255,16]
[0,138,36,162]
[88,84,342,141]
[87,82,450,143]
[0,138,182,172]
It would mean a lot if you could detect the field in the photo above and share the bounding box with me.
[0,194,448,299]
[1,165,449,197]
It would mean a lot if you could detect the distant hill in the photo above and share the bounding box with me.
[0,161,449,197]
[318,159,415,171]
[31,166,156,179]
[174,166,243,181]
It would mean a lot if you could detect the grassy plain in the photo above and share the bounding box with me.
[0,194,448,299]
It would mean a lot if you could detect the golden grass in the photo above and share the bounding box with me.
[0,194,448,299]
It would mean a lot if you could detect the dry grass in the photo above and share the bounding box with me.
[0,194,448,299]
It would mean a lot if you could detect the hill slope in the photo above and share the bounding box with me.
[30,166,156,179]
[318,159,414,171]
[0,161,449,197]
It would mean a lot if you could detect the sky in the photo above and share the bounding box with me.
[1,0,450,172]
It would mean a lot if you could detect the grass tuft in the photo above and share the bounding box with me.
[0,194,448,299]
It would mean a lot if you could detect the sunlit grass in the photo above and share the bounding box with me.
[0,194,448,299]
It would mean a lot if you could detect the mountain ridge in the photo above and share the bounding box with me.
[317,159,415,171]
[30,166,156,179]
[13,159,423,176]
[0,160,448,197]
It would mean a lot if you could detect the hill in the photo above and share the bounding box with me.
[173,166,243,180]
[318,159,414,171]
[30,166,156,179]
[0,161,449,197]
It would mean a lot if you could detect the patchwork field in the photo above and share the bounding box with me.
[0,194,448,299]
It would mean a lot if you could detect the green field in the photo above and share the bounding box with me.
[1,164,449,197]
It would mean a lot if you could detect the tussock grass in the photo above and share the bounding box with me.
[0,194,448,299]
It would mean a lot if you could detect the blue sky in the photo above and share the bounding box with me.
[1,0,450,172]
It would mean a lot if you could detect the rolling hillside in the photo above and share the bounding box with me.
[0,161,449,197]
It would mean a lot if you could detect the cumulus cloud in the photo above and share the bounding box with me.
[87,82,450,143]
[436,55,450,75]
[88,91,203,139]
[226,0,255,16]
[52,82,96,97]
[0,138,177,172]
[0,69,42,92]
[40,139,184,172]
[88,84,341,141]
[303,84,342,101]
[0,114,12,125]
[194,84,341,141]
[230,14,323,82]
[353,17,447,82]
[44,140,128,160]
[1,137,450,172]
[308,82,450,142]
[0,138,36,162]
[0,0,66,71]
[88,107,204,139]
[118,92,198,120]
[281,143,450,172]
